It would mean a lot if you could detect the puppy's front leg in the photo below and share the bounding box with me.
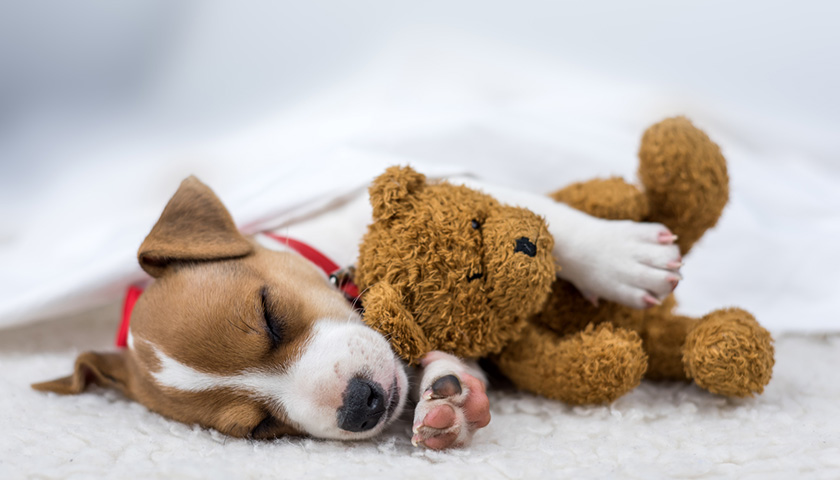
[411,351,490,450]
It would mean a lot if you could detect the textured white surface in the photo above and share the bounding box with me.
[1,302,838,479]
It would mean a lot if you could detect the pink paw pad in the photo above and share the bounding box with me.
[412,373,490,450]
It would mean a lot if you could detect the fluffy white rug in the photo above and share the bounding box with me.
[1,302,838,480]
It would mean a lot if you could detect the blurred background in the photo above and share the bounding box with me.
[1,0,838,330]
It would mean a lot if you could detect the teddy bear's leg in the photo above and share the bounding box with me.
[629,304,695,381]
[638,116,729,255]
[362,282,432,365]
[631,303,774,396]
[682,308,774,397]
[495,321,648,405]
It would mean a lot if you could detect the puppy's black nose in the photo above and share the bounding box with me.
[337,378,386,432]
[514,237,537,257]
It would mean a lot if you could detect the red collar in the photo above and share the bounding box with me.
[262,233,360,301]
[115,234,359,348]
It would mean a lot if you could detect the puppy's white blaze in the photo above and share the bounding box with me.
[148,344,290,395]
[127,329,135,350]
[145,320,407,440]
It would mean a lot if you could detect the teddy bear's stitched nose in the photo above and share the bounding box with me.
[514,237,537,257]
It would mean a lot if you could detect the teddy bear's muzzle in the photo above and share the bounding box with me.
[513,237,537,257]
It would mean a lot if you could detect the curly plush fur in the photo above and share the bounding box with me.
[357,117,774,404]
[495,117,774,404]
[356,167,556,364]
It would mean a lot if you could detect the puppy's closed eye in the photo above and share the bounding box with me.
[260,287,285,348]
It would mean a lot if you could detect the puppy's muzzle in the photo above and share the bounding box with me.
[337,378,386,432]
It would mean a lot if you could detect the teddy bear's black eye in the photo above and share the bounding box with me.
[471,219,481,230]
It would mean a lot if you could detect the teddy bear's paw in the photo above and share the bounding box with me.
[362,282,431,365]
[683,309,774,397]
[555,217,683,309]
[411,352,490,450]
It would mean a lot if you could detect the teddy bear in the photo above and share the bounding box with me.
[355,165,557,365]
[356,116,774,405]
[494,116,775,404]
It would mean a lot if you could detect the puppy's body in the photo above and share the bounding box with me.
[35,173,681,449]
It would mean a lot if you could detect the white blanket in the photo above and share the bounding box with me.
[1,39,838,332]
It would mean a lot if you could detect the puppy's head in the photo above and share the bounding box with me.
[33,177,407,440]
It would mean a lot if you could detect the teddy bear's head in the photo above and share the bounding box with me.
[356,166,556,363]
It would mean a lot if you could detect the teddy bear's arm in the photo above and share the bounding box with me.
[362,282,431,365]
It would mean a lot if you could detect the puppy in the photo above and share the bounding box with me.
[34,174,681,449]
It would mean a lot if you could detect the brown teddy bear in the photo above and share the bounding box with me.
[355,166,557,365]
[357,116,774,405]
[494,116,775,404]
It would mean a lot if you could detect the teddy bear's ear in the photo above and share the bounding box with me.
[368,165,426,220]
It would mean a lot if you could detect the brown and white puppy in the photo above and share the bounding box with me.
[34,169,683,448]
[33,177,490,448]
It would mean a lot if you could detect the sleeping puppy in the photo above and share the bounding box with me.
[33,175,681,449]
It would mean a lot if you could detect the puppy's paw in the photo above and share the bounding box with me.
[555,218,683,309]
[411,353,490,450]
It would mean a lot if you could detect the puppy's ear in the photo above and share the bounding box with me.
[138,176,253,277]
[32,351,134,398]
[369,165,426,220]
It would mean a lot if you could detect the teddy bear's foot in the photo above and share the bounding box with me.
[682,308,774,397]
[638,116,729,255]
[496,322,648,405]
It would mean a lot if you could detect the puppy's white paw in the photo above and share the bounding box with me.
[412,352,490,450]
[554,218,683,309]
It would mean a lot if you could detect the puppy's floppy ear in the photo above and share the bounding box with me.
[138,176,253,277]
[369,165,426,220]
[32,351,134,398]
